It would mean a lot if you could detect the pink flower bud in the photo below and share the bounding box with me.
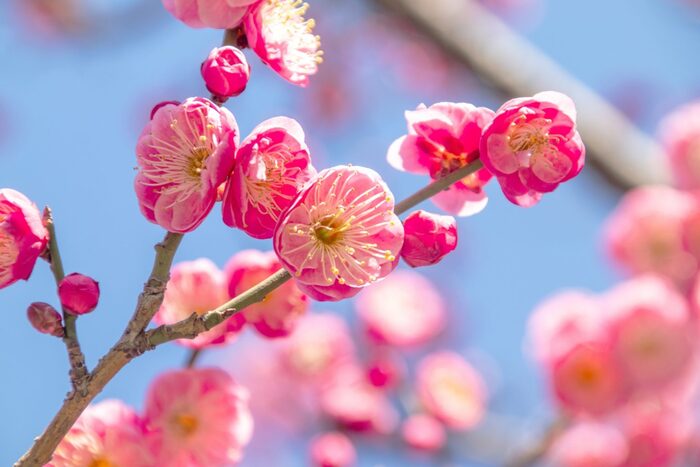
[401,414,447,452]
[58,273,100,315]
[26,302,63,337]
[201,46,251,100]
[400,210,457,268]
[309,431,356,467]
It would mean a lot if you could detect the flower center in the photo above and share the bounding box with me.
[575,361,602,388]
[187,146,211,178]
[508,116,553,154]
[262,0,323,72]
[0,230,18,267]
[89,458,113,467]
[313,212,349,245]
[173,413,199,437]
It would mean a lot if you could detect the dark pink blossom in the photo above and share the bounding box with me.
[400,210,457,267]
[58,273,100,315]
[201,46,251,100]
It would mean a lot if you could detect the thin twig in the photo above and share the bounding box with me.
[185,349,202,368]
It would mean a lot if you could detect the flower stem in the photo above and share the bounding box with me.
[185,349,202,368]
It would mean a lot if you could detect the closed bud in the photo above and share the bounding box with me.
[400,210,457,268]
[27,302,64,337]
[201,46,250,100]
[58,273,100,315]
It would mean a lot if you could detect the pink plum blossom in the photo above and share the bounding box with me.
[273,165,404,301]
[135,98,238,233]
[225,249,308,338]
[365,351,405,389]
[400,210,457,267]
[658,100,700,190]
[222,117,316,239]
[27,302,63,337]
[58,273,100,315]
[416,351,487,430]
[144,368,253,466]
[401,414,447,452]
[244,0,322,87]
[480,91,585,207]
[155,259,243,349]
[49,400,152,467]
[201,46,251,100]
[548,421,628,467]
[0,188,48,289]
[387,102,495,216]
[309,432,357,467]
[161,0,260,29]
[355,270,446,347]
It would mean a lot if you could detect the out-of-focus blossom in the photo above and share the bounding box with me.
[659,100,700,190]
[400,210,457,267]
[155,259,243,349]
[309,431,356,467]
[355,270,446,347]
[50,400,152,467]
[387,102,495,216]
[416,352,487,430]
[161,0,260,29]
[480,91,585,207]
[222,117,315,239]
[135,98,238,233]
[274,166,403,301]
[144,368,253,466]
[365,351,405,389]
[603,186,698,287]
[0,189,48,289]
[58,273,100,316]
[201,46,251,100]
[225,250,308,338]
[244,0,322,87]
[401,414,447,452]
[548,421,628,467]
[27,302,63,337]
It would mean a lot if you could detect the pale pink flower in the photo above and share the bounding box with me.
[144,368,253,467]
[222,117,315,239]
[49,400,152,467]
[58,273,100,315]
[135,98,238,233]
[480,91,585,207]
[548,421,628,467]
[225,249,309,338]
[244,0,322,87]
[387,102,495,216]
[603,186,698,286]
[274,165,404,301]
[309,432,356,467]
[401,414,447,452]
[161,0,260,29]
[201,46,250,100]
[416,351,487,430]
[355,270,446,347]
[155,259,243,349]
[400,210,457,267]
[26,301,63,337]
[658,100,700,190]
[0,188,48,289]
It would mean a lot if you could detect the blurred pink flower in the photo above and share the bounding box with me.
[274,166,404,301]
[387,102,495,216]
[58,273,100,316]
[26,302,63,337]
[355,270,446,347]
[400,210,457,267]
[50,400,152,467]
[658,100,700,190]
[135,98,238,233]
[161,0,260,29]
[548,421,628,467]
[309,431,356,467]
[401,414,447,452]
[0,189,48,289]
[365,351,405,389]
[155,259,243,349]
[480,91,585,207]
[225,249,308,338]
[201,46,250,100]
[222,117,316,239]
[144,368,253,466]
[416,351,487,430]
[244,0,322,87]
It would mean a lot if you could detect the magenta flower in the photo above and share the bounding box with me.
[222,117,316,239]
[27,302,63,337]
[547,421,628,467]
[658,100,700,190]
[0,189,48,289]
[225,249,309,338]
[388,102,495,216]
[135,98,238,233]
[244,0,322,87]
[58,273,100,316]
[201,46,251,100]
[309,431,356,467]
[401,414,447,452]
[144,368,253,466]
[161,0,261,29]
[155,259,244,349]
[49,400,152,467]
[480,91,585,207]
[273,166,404,301]
[400,210,457,267]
